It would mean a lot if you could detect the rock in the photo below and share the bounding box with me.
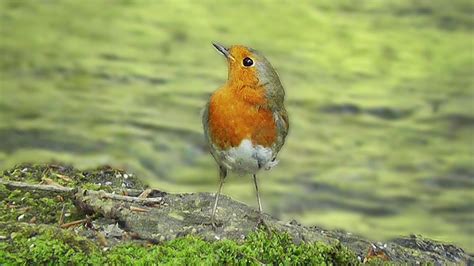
[77,190,471,264]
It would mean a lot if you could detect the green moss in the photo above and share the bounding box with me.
[1,163,148,193]
[80,183,103,191]
[0,223,358,265]
[0,164,150,229]
[364,257,392,265]
[0,223,101,265]
[0,185,81,225]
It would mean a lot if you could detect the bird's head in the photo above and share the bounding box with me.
[212,43,282,90]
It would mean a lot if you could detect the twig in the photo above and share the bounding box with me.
[60,219,87,229]
[122,188,151,197]
[91,190,163,205]
[0,179,73,194]
[130,206,149,212]
[138,188,153,198]
[55,174,72,183]
[58,203,66,226]
[0,179,163,205]
[41,177,62,187]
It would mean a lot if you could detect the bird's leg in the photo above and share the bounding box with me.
[210,179,224,228]
[253,174,263,214]
[210,166,227,229]
[253,174,272,234]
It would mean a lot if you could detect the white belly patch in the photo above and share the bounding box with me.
[219,139,278,174]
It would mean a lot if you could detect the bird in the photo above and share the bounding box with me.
[202,43,289,229]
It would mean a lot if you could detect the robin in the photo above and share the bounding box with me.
[202,43,289,228]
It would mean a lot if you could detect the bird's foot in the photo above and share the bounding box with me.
[256,215,273,236]
[211,220,222,231]
[203,218,223,231]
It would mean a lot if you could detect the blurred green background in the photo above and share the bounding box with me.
[0,0,473,252]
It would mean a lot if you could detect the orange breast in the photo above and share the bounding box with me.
[208,86,276,149]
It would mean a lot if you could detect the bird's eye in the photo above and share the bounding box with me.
[242,57,254,67]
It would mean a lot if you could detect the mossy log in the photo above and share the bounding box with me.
[0,164,472,264]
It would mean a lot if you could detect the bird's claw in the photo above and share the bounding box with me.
[211,221,219,231]
[256,216,273,236]
[205,219,222,231]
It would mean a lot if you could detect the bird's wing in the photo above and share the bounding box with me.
[202,102,214,155]
[202,102,221,163]
[272,107,289,155]
[201,102,211,144]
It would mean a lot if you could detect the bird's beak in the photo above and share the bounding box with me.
[212,43,234,61]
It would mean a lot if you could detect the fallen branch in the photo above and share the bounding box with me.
[0,179,163,205]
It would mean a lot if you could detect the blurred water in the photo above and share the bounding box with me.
[0,0,473,251]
